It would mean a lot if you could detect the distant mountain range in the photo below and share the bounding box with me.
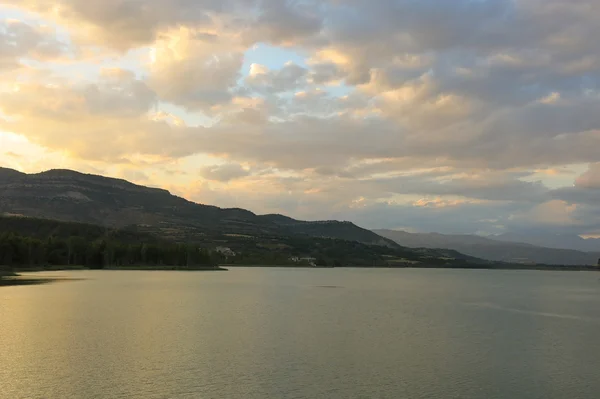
[374,229,600,266]
[2,167,597,268]
[0,167,498,267]
[492,232,600,252]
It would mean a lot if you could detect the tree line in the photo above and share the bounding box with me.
[0,215,480,270]
[0,232,217,269]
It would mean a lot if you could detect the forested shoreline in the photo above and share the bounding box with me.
[0,233,217,270]
[0,216,435,269]
[3,216,597,272]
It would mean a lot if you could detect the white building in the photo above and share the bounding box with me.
[290,256,317,266]
[215,247,236,257]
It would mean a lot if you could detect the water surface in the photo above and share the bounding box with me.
[1,268,599,398]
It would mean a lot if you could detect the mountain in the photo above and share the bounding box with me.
[493,232,600,253]
[0,167,25,181]
[0,167,495,268]
[0,168,396,247]
[373,229,600,266]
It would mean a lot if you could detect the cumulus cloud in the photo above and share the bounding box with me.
[147,26,244,110]
[0,69,196,160]
[5,0,324,49]
[307,62,346,85]
[0,19,69,70]
[509,200,581,227]
[245,62,307,93]
[244,0,322,45]
[4,0,238,49]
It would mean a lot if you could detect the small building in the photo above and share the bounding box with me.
[215,246,236,257]
[290,256,317,266]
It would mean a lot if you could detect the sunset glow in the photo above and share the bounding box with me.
[1,0,600,236]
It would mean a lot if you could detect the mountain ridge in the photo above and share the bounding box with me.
[492,232,600,252]
[374,229,600,266]
[0,167,397,247]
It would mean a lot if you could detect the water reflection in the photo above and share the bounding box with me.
[1,269,599,399]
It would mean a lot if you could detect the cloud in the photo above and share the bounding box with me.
[245,62,307,93]
[0,19,69,71]
[551,186,600,207]
[203,114,405,170]
[243,0,322,46]
[369,172,549,202]
[147,26,244,110]
[1,67,156,118]
[575,163,600,189]
[85,68,157,116]
[307,62,346,85]
[5,0,324,50]
[117,168,149,183]
[2,71,598,186]
[4,0,230,49]
[509,200,580,227]
[0,69,196,160]
[2,0,600,236]
[200,163,250,182]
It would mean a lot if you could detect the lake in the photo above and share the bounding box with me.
[1,268,600,399]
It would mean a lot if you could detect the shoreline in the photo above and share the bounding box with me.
[408,264,600,272]
[0,275,84,286]
[6,263,598,275]
[223,264,600,271]
[11,266,228,273]
[0,277,54,286]
[2,264,597,286]
[103,266,228,271]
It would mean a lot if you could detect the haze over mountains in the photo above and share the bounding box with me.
[374,230,600,266]
[492,232,600,253]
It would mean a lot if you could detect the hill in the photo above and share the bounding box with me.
[0,168,395,247]
[0,215,486,268]
[6,167,588,269]
[374,229,600,266]
[0,167,25,180]
[493,232,600,252]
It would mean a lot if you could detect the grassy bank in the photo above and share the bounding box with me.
[13,265,87,273]
[11,265,227,272]
[0,276,56,286]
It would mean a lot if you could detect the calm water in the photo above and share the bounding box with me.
[1,268,600,399]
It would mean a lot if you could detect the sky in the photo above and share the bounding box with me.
[1,0,600,237]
